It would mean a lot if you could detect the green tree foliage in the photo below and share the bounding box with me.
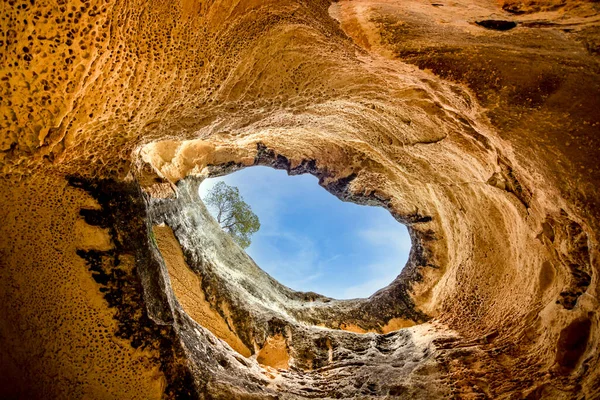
[203,181,260,249]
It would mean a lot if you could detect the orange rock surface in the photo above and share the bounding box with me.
[1,0,599,397]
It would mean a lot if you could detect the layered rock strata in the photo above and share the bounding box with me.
[1,0,599,398]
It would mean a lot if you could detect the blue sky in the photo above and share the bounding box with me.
[199,167,411,299]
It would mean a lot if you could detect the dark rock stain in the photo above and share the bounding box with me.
[69,176,199,400]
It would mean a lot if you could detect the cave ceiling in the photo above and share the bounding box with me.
[1,0,599,398]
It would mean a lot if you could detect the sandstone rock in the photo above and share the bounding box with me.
[0,0,598,398]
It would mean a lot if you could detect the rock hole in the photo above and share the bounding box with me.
[475,20,518,31]
[198,166,411,299]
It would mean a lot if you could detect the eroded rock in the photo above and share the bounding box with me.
[0,0,599,398]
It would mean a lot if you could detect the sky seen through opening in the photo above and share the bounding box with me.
[199,167,411,299]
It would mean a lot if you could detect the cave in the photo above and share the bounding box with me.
[1,0,598,398]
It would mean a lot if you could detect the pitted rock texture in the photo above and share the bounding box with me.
[1,0,599,398]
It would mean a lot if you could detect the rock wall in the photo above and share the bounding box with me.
[1,0,599,398]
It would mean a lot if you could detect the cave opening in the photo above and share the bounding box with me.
[198,166,412,299]
[3,0,599,394]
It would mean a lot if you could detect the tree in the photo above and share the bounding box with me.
[203,181,260,249]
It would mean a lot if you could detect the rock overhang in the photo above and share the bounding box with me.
[1,0,599,397]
